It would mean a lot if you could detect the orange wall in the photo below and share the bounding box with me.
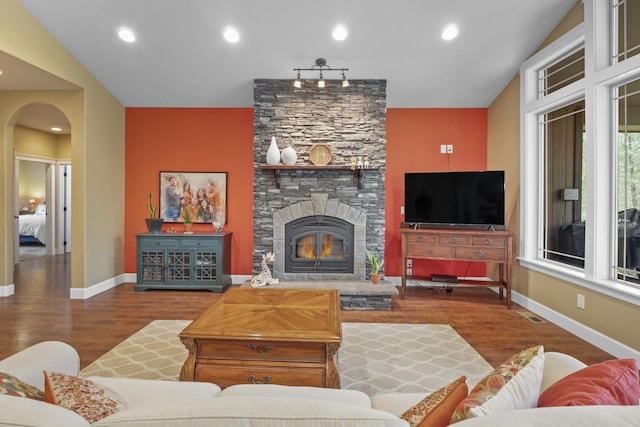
[124,108,254,275]
[385,108,488,277]
[124,107,488,279]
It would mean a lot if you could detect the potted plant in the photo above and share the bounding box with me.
[145,193,164,234]
[182,205,193,234]
[366,249,384,284]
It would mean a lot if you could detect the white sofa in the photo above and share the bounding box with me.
[0,341,638,426]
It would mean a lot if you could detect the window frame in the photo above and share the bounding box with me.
[519,2,640,307]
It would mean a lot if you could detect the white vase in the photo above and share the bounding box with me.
[281,146,297,165]
[266,136,281,165]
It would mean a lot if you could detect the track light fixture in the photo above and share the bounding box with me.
[293,58,349,88]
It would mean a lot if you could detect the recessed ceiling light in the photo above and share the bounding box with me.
[332,25,348,41]
[118,27,136,43]
[223,26,240,43]
[51,127,62,132]
[441,24,458,41]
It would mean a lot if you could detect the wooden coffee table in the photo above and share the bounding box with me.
[179,287,342,388]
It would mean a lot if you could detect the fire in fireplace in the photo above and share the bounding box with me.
[285,215,354,274]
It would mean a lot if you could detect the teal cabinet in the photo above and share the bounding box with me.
[136,232,232,292]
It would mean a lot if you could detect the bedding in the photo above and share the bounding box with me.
[19,204,46,245]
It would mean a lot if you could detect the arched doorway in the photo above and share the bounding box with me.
[11,103,71,268]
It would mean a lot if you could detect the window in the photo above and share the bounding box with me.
[613,0,640,62]
[541,100,586,267]
[615,78,640,283]
[520,0,640,305]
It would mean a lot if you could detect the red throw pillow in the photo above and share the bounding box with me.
[537,358,640,407]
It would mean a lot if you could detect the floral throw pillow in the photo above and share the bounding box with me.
[43,371,128,423]
[401,376,468,427]
[450,345,545,423]
[0,371,44,400]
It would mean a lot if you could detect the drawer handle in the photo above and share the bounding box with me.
[246,375,272,384]
[451,237,457,243]
[485,239,492,245]
[248,344,274,353]
[477,250,484,257]
[418,236,425,242]
[427,247,433,254]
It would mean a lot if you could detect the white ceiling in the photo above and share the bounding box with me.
[4,0,578,132]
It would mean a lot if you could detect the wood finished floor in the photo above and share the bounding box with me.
[2,253,613,369]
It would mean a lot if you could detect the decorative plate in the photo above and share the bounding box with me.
[309,143,332,165]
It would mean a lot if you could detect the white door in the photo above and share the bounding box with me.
[13,157,20,265]
[63,164,71,253]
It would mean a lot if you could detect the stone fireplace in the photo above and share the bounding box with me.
[253,79,386,280]
[273,194,365,281]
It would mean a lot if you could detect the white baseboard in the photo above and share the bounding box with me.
[510,289,640,364]
[69,274,128,299]
[0,283,15,297]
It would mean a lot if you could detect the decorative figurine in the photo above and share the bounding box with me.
[363,157,370,169]
[357,156,364,169]
[250,252,279,288]
[350,157,357,170]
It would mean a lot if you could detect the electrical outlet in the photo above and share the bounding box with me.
[440,144,447,154]
[406,259,412,268]
[406,267,413,276]
[577,294,585,309]
[400,206,405,215]
[447,144,453,154]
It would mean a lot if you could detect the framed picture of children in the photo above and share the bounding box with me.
[159,171,227,224]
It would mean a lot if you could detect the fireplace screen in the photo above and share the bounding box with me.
[285,215,354,273]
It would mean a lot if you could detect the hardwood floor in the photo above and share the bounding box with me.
[2,253,612,369]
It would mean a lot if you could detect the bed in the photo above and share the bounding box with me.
[19,204,46,245]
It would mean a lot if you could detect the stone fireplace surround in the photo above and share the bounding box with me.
[273,193,366,281]
[252,79,387,280]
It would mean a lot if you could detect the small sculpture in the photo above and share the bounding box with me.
[250,252,279,288]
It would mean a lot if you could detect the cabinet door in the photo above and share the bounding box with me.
[166,250,192,282]
[194,250,218,283]
[139,249,166,282]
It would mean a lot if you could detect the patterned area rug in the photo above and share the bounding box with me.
[80,320,493,396]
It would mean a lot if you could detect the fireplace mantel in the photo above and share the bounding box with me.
[259,165,378,189]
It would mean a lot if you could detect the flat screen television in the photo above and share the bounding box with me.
[404,171,505,229]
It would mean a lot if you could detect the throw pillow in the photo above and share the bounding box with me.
[538,358,640,407]
[0,371,44,400]
[43,371,128,423]
[401,376,468,427]
[450,345,545,423]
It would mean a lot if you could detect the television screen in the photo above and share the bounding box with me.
[404,171,505,228]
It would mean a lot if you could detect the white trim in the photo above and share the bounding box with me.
[69,274,127,299]
[0,284,15,297]
[511,288,640,365]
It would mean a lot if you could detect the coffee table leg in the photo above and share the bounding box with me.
[179,337,196,381]
[327,342,341,388]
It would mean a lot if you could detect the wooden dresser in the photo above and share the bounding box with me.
[400,227,513,308]
[179,288,342,388]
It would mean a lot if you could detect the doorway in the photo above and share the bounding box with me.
[12,104,72,267]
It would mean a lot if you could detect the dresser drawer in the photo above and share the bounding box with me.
[455,247,505,261]
[181,238,221,249]
[471,236,506,248]
[195,363,326,388]
[198,340,325,363]
[140,238,178,249]
[406,244,453,259]
[406,234,438,245]
[437,235,471,245]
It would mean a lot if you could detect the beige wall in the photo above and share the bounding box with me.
[488,2,640,352]
[0,1,125,292]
